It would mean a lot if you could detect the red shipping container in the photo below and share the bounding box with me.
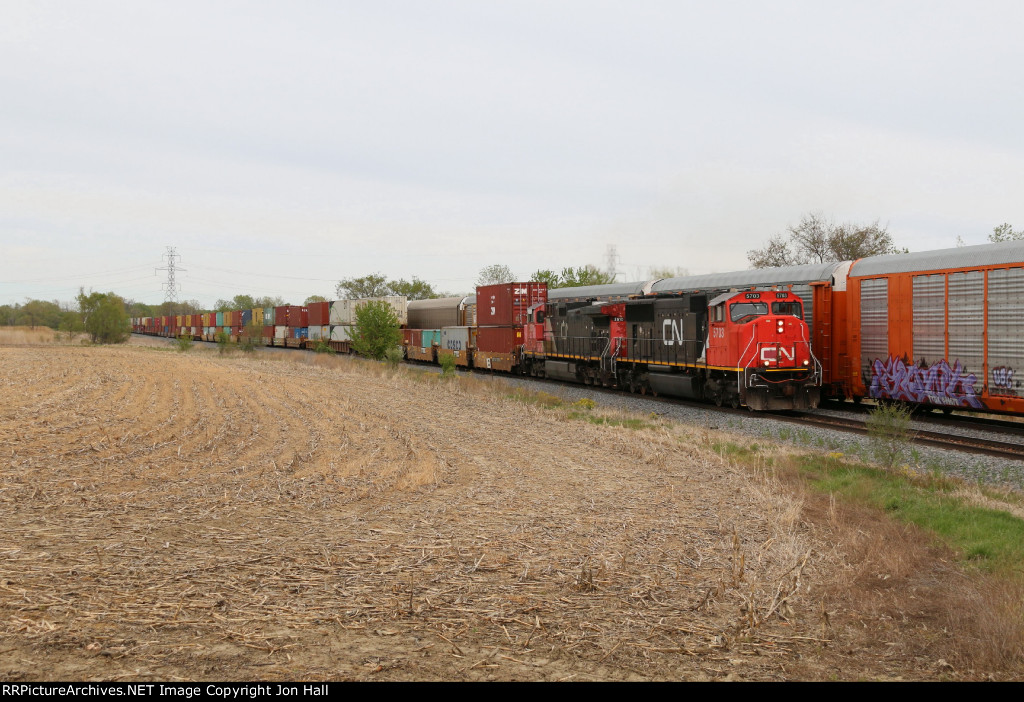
[275,305,308,327]
[290,306,308,328]
[308,301,329,326]
[476,282,547,326]
[403,328,421,347]
[476,326,523,353]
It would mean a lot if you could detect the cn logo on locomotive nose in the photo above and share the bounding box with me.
[760,346,795,362]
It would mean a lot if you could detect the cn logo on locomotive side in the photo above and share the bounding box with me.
[662,319,684,346]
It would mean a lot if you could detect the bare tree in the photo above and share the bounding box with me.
[748,212,903,268]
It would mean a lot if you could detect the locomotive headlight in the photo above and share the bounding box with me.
[803,360,810,366]
[764,360,771,366]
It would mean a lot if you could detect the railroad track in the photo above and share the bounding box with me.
[497,371,1024,462]
[778,411,1024,462]
[821,397,1024,437]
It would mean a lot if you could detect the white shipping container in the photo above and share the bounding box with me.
[330,325,353,342]
[275,325,289,339]
[441,326,471,352]
[308,325,329,340]
[330,296,408,325]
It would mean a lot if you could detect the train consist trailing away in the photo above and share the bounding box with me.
[133,239,1024,415]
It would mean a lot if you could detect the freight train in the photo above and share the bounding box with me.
[132,238,1024,415]
[133,282,821,411]
[545,239,1024,416]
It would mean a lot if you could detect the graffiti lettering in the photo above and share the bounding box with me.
[990,366,1019,397]
[991,366,1015,389]
[869,356,983,409]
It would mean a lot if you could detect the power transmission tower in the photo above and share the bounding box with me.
[156,247,185,304]
[605,244,619,282]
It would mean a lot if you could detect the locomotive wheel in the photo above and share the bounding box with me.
[714,394,723,407]
[730,395,740,409]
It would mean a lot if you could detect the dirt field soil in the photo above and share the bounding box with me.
[0,346,1006,680]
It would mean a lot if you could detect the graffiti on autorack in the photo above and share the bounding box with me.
[869,356,984,409]
[991,366,1018,397]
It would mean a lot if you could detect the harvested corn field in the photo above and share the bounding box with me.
[0,345,1016,680]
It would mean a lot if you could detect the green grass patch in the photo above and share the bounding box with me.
[567,412,655,430]
[502,388,655,429]
[710,440,768,461]
[796,454,1024,575]
[503,388,565,409]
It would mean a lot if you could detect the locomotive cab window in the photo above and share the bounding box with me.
[712,304,725,323]
[771,301,802,318]
[730,302,767,323]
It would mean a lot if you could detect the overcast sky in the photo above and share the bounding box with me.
[3,0,1023,307]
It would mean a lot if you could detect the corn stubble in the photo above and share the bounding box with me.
[0,344,1020,681]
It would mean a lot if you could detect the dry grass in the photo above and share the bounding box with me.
[0,326,58,344]
[1,346,1022,681]
[0,326,93,346]
[744,445,1024,679]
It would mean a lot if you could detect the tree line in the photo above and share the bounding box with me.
[0,290,131,344]
[7,217,1019,345]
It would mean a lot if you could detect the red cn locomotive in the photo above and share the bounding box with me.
[526,288,820,410]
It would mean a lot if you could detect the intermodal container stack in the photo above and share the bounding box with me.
[308,301,329,342]
[439,326,475,367]
[330,296,408,326]
[406,328,438,363]
[475,282,547,372]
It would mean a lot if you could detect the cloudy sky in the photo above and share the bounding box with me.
[3,1,1023,307]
